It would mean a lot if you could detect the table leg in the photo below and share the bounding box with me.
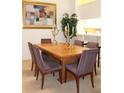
[61,62,65,83]
[57,60,66,84]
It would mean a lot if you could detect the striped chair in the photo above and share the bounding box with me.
[41,38,59,75]
[40,38,52,60]
[87,42,99,48]
[28,42,37,75]
[86,42,99,75]
[41,38,52,44]
[28,42,56,79]
[32,45,62,89]
[65,49,98,93]
[74,40,84,47]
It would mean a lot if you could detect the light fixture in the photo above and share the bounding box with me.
[79,0,96,5]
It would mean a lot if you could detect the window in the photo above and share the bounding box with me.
[77,18,101,35]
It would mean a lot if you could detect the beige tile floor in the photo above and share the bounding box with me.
[22,60,101,93]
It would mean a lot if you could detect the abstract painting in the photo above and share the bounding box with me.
[23,1,56,29]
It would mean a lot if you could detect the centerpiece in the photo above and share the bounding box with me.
[61,13,78,44]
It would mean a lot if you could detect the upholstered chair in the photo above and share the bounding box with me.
[86,42,99,75]
[65,49,98,93]
[40,38,52,58]
[41,38,59,76]
[74,40,84,47]
[32,45,62,89]
[28,42,56,79]
[87,42,99,48]
[41,38,52,44]
[28,42,37,76]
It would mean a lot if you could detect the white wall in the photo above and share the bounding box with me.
[75,0,101,19]
[22,0,75,60]
[75,0,101,46]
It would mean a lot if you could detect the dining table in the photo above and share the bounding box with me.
[36,43,89,83]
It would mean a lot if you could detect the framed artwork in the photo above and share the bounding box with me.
[22,1,56,29]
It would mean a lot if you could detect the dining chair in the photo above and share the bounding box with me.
[87,42,99,48]
[32,45,62,89]
[86,42,99,75]
[28,42,55,79]
[41,38,59,76]
[41,38,52,44]
[41,38,52,58]
[74,40,84,47]
[28,42,37,76]
[65,49,98,93]
[74,40,84,62]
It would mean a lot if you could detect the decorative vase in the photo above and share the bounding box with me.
[52,26,59,45]
[64,23,74,45]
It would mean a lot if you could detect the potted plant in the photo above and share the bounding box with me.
[61,13,78,43]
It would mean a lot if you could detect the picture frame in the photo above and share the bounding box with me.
[22,1,56,29]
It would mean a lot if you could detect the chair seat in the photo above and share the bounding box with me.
[45,60,61,69]
[43,54,59,63]
[42,54,50,61]
[66,63,78,75]
[42,61,61,73]
[42,55,61,72]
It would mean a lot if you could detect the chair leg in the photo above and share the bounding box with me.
[41,74,45,89]
[59,71,62,84]
[34,64,37,76]
[65,70,67,83]
[94,64,97,75]
[75,77,79,93]
[82,76,84,80]
[53,72,55,76]
[36,69,39,80]
[98,58,100,67]
[31,61,33,71]
[90,72,94,88]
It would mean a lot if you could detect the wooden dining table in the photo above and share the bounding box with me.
[36,43,89,83]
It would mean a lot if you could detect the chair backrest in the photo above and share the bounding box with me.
[32,45,50,72]
[76,49,98,75]
[41,38,52,44]
[74,40,84,47]
[87,42,99,48]
[28,42,35,63]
